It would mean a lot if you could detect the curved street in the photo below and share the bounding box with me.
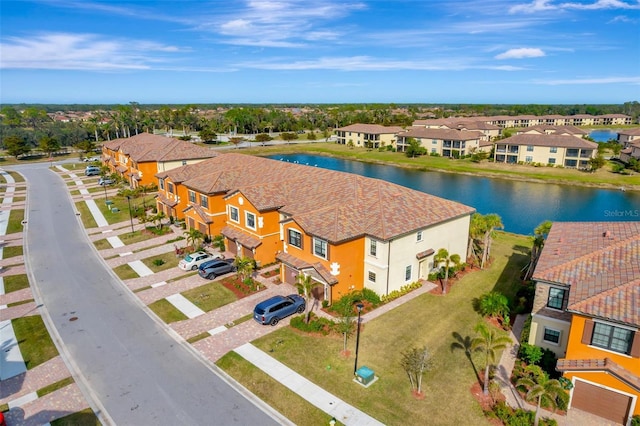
[16,162,282,425]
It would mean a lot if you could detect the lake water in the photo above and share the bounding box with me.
[589,130,618,142]
[269,154,640,235]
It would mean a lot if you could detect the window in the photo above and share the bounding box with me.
[182,160,187,166]
[548,158,556,164]
[547,287,567,310]
[368,271,376,282]
[313,238,327,259]
[416,231,423,242]
[245,212,256,230]
[167,183,174,194]
[405,265,412,281]
[591,323,634,355]
[525,156,533,162]
[288,229,302,248]
[431,148,437,153]
[370,240,377,256]
[432,140,438,144]
[188,190,196,203]
[550,147,558,153]
[527,145,534,152]
[200,195,208,208]
[229,206,239,222]
[159,179,165,190]
[543,328,561,344]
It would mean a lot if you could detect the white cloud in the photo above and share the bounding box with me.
[510,0,640,13]
[535,76,640,85]
[509,0,557,14]
[495,48,546,59]
[0,33,180,70]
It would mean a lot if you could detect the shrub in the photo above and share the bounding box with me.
[152,259,165,267]
[631,415,640,426]
[379,281,422,303]
[290,313,335,335]
[478,291,510,318]
[520,315,532,342]
[360,288,381,305]
[518,343,542,364]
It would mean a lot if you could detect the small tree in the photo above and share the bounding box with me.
[434,248,461,294]
[5,135,30,158]
[478,291,510,322]
[183,228,204,250]
[471,322,512,395]
[588,154,606,171]
[152,211,166,230]
[400,345,432,396]
[212,234,226,252]
[335,302,357,355]
[234,256,255,282]
[296,273,314,323]
[516,365,566,426]
[229,136,244,149]
[281,132,298,144]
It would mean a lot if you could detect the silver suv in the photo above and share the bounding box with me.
[85,166,101,176]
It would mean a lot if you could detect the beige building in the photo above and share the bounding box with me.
[516,125,588,138]
[618,128,640,147]
[334,123,404,149]
[414,114,632,129]
[396,128,482,157]
[494,134,597,168]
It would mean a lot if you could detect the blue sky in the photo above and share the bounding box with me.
[1,0,639,104]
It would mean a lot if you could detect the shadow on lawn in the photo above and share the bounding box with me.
[451,331,481,387]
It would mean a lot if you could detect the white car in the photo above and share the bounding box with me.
[84,157,99,162]
[178,251,222,271]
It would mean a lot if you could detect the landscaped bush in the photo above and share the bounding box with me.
[380,281,422,303]
[518,342,543,365]
[631,415,640,426]
[488,400,558,426]
[152,259,165,266]
[290,313,335,335]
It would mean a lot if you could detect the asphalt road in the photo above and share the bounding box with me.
[16,163,282,425]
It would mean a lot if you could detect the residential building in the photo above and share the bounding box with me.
[413,114,632,129]
[516,125,588,139]
[102,133,217,187]
[412,119,501,142]
[493,134,597,168]
[396,128,483,157]
[529,222,640,425]
[155,153,474,302]
[620,141,640,164]
[618,128,640,147]
[334,124,404,149]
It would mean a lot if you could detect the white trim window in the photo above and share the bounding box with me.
[547,287,567,310]
[200,195,208,208]
[313,237,328,259]
[188,190,196,203]
[245,211,256,230]
[229,206,239,223]
[416,231,423,242]
[369,240,377,256]
[591,322,634,355]
[288,229,302,249]
[159,179,165,190]
[368,271,376,283]
[543,327,561,344]
[405,265,412,282]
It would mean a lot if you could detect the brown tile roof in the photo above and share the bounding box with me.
[519,125,588,136]
[108,133,217,164]
[533,222,640,326]
[499,134,598,149]
[183,204,213,224]
[397,127,481,141]
[156,194,179,208]
[276,252,339,285]
[557,357,640,391]
[336,123,405,134]
[618,128,640,137]
[220,226,261,249]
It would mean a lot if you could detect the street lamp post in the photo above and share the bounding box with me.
[353,303,364,376]
[126,195,134,234]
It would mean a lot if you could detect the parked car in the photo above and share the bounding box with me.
[83,157,99,162]
[85,166,101,176]
[178,251,221,271]
[98,176,114,186]
[198,258,236,279]
[253,294,305,326]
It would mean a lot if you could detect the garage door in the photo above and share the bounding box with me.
[571,380,632,424]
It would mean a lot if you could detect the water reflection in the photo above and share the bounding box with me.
[270,154,639,235]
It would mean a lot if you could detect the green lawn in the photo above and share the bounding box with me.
[2,245,23,259]
[181,281,238,312]
[148,299,188,323]
[37,377,74,397]
[242,143,640,189]
[113,264,138,280]
[3,274,30,293]
[6,209,25,234]
[12,315,59,370]
[7,171,25,183]
[50,408,101,426]
[141,252,179,272]
[219,232,531,426]
[74,202,98,228]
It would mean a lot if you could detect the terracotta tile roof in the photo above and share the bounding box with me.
[499,134,598,149]
[533,222,640,326]
[519,125,588,136]
[110,133,217,164]
[276,252,339,285]
[397,127,481,141]
[336,123,404,134]
[557,357,640,391]
[183,204,213,224]
[156,194,179,208]
[416,249,435,259]
[618,128,640,137]
[220,226,261,249]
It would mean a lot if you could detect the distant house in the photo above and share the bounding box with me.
[618,128,640,147]
[412,119,501,142]
[102,133,217,187]
[620,141,640,163]
[396,128,483,157]
[528,222,640,425]
[334,124,404,149]
[516,125,588,138]
[414,114,632,129]
[493,134,597,168]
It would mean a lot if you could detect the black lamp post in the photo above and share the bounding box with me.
[126,195,134,234]
[353,302,364,376]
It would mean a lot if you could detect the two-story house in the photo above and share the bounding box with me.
[334,124,404,149]
[396,128,483,157]
[493,134,597,168]
[529,222,640,425]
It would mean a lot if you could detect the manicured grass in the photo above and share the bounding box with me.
[243,143,640,189]
[50,408,101,426]
[2,245,23,258]
[186,331,211,344]
[93,239,112,250]
[70,189,81,196]
[141,252,179,272]
[7,171,25,183]
[217,352,342,426]
[220,232,531,425]
[229,312,254,327]
[12,315,59,370]
[113,264,139,280]
[3,274,30,293]
[6,209,25,234]
[37,377,74,397]
[97,194,158,225]
[75,202,98,228]
[8,299,34,308]
[148,299,188,323]
[181,281,237,312]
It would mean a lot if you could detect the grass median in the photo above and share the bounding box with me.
[13,315,59,370]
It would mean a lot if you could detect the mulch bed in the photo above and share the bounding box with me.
[470,382,504,425]
[220,275,265,299]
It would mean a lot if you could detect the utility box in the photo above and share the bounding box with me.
[355,366,375,386]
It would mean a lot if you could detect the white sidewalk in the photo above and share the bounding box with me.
[166,294,205,319]
[235,343,384,426]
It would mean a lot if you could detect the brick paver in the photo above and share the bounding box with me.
[0,256,25,268]
[0,301,39,321]
[124,267,197,291]
[104,242,176,267]
[0,263,27,277]
[137,274,211,305]
[0,356,70,406]
[5,383,90,426]
[0,288,33,306]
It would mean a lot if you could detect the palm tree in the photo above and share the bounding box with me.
[434,248,461,295]
[480,213,503,269]
[467,213,484,266]
[524,220,552,280]
[471,322,512,395]
[234,256,255,282]
[183,228,204,250]
[296,273,314,323]
[516,365,565,426]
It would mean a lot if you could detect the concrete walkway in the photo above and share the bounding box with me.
[235,343,384,426]
[165,294,205,318]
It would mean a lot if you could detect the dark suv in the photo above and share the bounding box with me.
[198,258,236,279]
[253,294,305,325]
